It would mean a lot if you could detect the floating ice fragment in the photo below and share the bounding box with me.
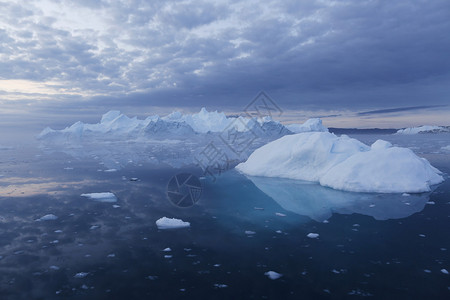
[163,248,172,252]
[264,271,282,280]
[424,269,431,273]
[214,284,228,288]
[275,212,286,217]
[104,169,117,172]
[213,264,221,267]
[156,217,190,229]
[146,275,158,280]
[107,253,115,258]
[81,192,117,203]
[112,205,120,208]
[74,272,89,278]
[36,214,58,221]
[49,265,60,270]
[441,269,449,274]
[307,233,319,239]
[245,231,256,235]
[426,201,435,205]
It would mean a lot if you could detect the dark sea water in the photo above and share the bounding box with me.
[0,133,449,299]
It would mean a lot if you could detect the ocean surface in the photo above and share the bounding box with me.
[0,132,449,299]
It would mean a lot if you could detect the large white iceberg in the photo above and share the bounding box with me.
[236,132,444,193]
[396,125,449,134]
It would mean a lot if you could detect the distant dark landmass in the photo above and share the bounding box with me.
[328,128,398,135]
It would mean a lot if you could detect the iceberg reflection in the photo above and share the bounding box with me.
[246,176,432,222]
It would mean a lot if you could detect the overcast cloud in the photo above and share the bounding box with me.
[0,0,449,127]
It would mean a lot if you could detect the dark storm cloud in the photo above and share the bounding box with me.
[1,0,449,112]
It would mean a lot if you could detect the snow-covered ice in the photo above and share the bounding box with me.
[156,217,190,229]
[81,192,117,202]
[236,132,444,193]
[264,271,282,280]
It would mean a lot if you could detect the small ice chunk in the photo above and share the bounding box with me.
[81,284,89,290]
[424,269,431,273]
[307,233,319,239]
[89,225,100,230]
[276,230,282,234]
[254,207,264,210]
[74,272,89,278]
[264,271,282,280]
[213,264,221,267]
[441,269,449,274]
[275,212,286,217]
[36,214,58,221]
[49,265,60,270]
[156,217,190,229]
[214,284,228,288]
[54,230,63,233]
[81,192,117,203]
[107,253,115,258]
[419,234,426,237]
[323,220,329,223]
[402,193,410,197]
[130,178,139,181]
[104,169,117,172]
[162,248,172,252]
[426,201,435,205]
[164,255,172,259]
[147,275,158,280]
[245,231,256,235]
[112,205,120,208]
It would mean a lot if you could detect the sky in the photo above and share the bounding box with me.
[0,0,449,132]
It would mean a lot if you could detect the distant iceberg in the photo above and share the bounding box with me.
[236,132,444,193]
[396,125,450,134]
[286,118,328,133]
[37,108,328,141]
[37,108,327,169]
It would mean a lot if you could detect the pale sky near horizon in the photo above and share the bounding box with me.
[1,0,449,129]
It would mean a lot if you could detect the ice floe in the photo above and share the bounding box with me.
[81,192,117,202]
[156,217,190,229]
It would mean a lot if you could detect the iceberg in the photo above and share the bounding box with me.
[396,125,450,134]
[236,132,443,193]
[37,108,328,170]
[286,118,328,133]
[37,108,328,141]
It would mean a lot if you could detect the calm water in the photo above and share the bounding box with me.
[0,133,449,299]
